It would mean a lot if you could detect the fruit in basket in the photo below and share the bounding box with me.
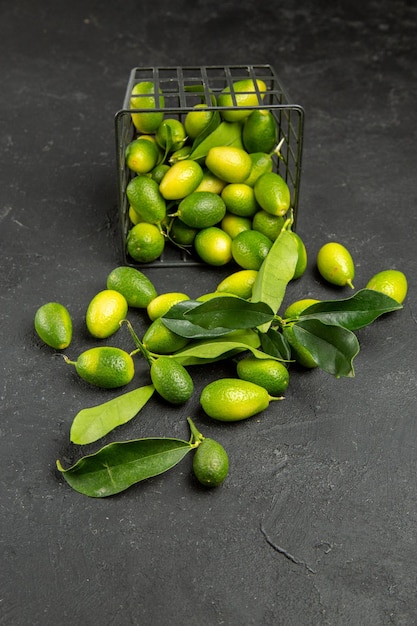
[169,217,199,246]
[217,78,267,122]
[130,81,165,134]
[244,152,274,187]
[252,210,285,241]
[159,159,204,200]
[192,438,229,487]
[176,191,226,228]
[200,378,278,421]
[316,242,355,288]
[125,138,160,174]
[220,214,252,239]
[194,170,227,194]
[150,163,170,184]
[254,171,291,216]
[184,104,215,140]
[86,289,128,339]
[205,146,252,183]
[34,302,72,350]
[147,292,190,321]
[106,266,157,309]
[150,356,194,404]
[194,227,233,266]
[155,119,187,152]
[216,269,258,299]
[221,183,258,217]
[231,229,272,270]
[236,356,290,396]
[126,176,166,224]
[126,222,165,263]
[365,269,408,304]
[64,347,135,389]
[242,109,278,153]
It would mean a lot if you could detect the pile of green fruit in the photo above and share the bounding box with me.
[121,78,297,266]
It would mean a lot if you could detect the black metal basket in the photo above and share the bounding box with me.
[115,64,305,267]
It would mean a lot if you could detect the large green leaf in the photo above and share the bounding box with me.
[184,296,275,330]
[260,327,292,361]
[290,319,360,378]
[297,289,403,330]
[162,300,232,338]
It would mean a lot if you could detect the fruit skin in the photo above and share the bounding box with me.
[200,378,271,421]
[194,227,232,266]
[150,357,194,404]
[231,229,272,270]
[74,347,135,389]
[283,298,320,319]
[34,302,72,350]
[217,79,267,122]
[254,171,291,217]
[242,109,278,154]
[159,160,204,200]
[86,290,128,339]
[126,222,165,263]
[316,242,355,288]
[205,146,253,184]
[142,318,190,354]
[125,138,160,175]
[252,210,284,241]
[126,176,166,224]
[177,191,226,229]
[147,292,190,321]
[130,81,165,134]
[106,266,157,309]
[236,356,289,396]
[216,269,258,299]
[193,438,229,487]
[365,269,408,304]
[291,231,308,280]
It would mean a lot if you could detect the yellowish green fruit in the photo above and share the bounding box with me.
[34,302,72,350]
[106,266,157,309]
[231,229,272,270]
[365,269,408,304]
[142,318,190,354]
[205,146,252,183]
[155,118,187,152]
[252,210,285,241]
[242,109,278,153]
[283,298,320,319]
[126,176,166,224]
[147,292,190,321]
[126,222,165,263]
[159,159,204,200]
[220,213,252,239]
[184,104,214,139]
[217,78,267,122]
[291,231,308,280]
[129,205,140,225]
[317,242,355,288]
[254,171,291,217]
[244,152,273,187]
[236,356,289,396]
[125,138,160,174]
[150,356,194,404]
[216,269,258,299]
[221,183,259,217]
[194,170,227,194]
[130,81,165,134]
[150,163,170,184]
[193,438,229,487]
[200,377,275,421]
[86,290,128,339]
[169,218,199,246]
[177,191,226,228]
[194,227,233,266]
[66,346,134,389]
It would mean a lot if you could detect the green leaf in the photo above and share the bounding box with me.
[297,288,403,330]
[70,385,155,445]
[57,437,193,497]
[260,328,292,361]
[170,330,264,366]
[188,121,244,161]
[251,228,299,331]
[290,319,360,378]
[162,300,232,338]
[184,296,275,330]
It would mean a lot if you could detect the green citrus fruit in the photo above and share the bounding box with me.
[316,242,355,288]
[126,222,165,263]
[283,298,320,319]
[150,356,194,404]
[254,171,291,217]
[155,118,187,152]
[34,302,72,350]
[129,205,140,225]
[69,346,135,388]
[86,289,128,339]
[193,438,229,487]
[184,104,214,139]
[194,170,227,194]
[205,146,252,183]
[159,159,204,200]
[150,163,170,184]
[236,356,289,396]
[242,109,278,153]
[142,318,190,354]
[200,378,273,421]
[217,78,267,122]
[169,217,199,246]
[366,269,408,304]
[221,183,259,217]
[130,82,165,134]
[216,269,258,299]
[147,292,190,321]
[244,152,273,187]
[220,213,252,239]
[177,191,226,228]
[125,138,160,175]
[106,266,157,309]
[252,210,285,241]
[291,231,308,280]
[231,229,272,270]
[283,326,318,369]
[194,227,233,266]
[126,176,166,224]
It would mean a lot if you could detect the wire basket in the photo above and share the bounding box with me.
[115,64,305,267]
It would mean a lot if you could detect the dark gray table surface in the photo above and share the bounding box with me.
[1,1,416,625]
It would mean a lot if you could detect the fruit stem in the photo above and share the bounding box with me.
[269,395,285,401]
[270,136,286,161]
[347,279,355,289]
[62,355,76,366]
[120,319,153,365]
[187,417,205,445]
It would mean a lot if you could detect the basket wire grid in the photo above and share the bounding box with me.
[115,64,305,267]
